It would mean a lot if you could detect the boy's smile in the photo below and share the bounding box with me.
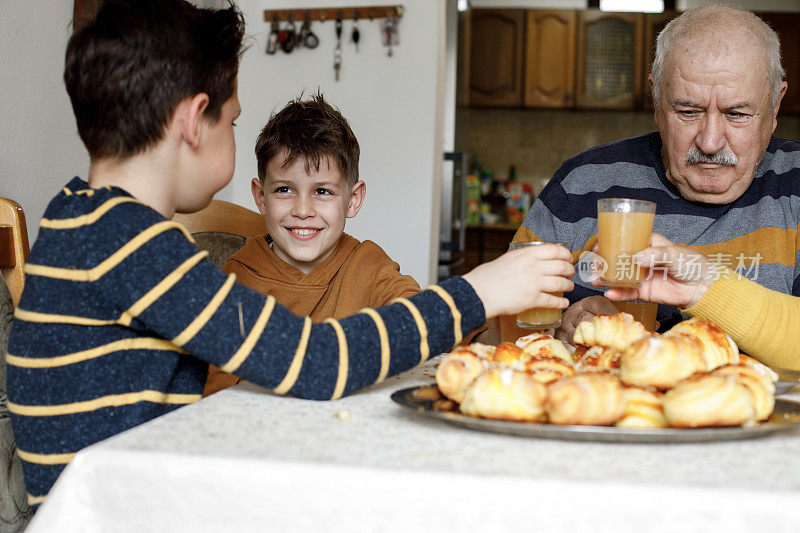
[252,152,365,274]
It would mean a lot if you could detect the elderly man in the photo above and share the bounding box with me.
[514,5,798,345]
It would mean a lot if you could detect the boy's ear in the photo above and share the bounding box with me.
[178,93,211,149]
[251,177,267,216]
[346,180,366,218]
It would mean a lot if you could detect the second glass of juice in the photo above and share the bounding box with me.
[597,198,656,286]
[510,241,567,329]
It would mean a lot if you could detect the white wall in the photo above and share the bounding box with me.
[225,0,448,286]
[0,1,89,244]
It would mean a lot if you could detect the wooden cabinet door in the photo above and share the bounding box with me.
[462,9,525,107]
[576,10,644,109]
[759,12,800,114]
[524,10,577,108]
[642,11,679,110]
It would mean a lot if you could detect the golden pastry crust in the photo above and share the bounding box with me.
[712,365,775,421]
[435,348,489,403]
[460,368,547,422]
[573,312,649,352]
[665,318,739,370]
[545,372,626,425]
[517,332,574,363]
[522,356,576,384]
[576,345,622,371]
[488,342,527,367]
[663,373,757,428]
[615,386,666,428]
[738,354,779,382]
[620,335,706,389]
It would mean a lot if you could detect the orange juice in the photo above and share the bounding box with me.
[516,292,563,328]
[597,203,655,286]
[613,300,658,331]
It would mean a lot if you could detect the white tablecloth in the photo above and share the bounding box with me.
[27,360,800,533]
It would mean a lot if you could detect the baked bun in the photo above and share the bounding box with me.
[620,335,706,389]
[573,312,649,352]
[738,354,779,382]
[488,342,527,367]
[545,372,625,425]
[665,318,739,370]
[615,387,666,428]
[460,368,547,422]
[435,348,487,403]
[517,332,573,363]
[663,373,756,427]
[576,345,622,371]
[522,356,576,384]
[712,365,775,421]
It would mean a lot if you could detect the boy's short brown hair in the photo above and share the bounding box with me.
[64,0,245,160]
[255,93,360,186]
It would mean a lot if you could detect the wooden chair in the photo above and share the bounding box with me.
[172,200,264,268]
[0,198,29,308]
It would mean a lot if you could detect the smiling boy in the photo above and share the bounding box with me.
[203,94,420,395]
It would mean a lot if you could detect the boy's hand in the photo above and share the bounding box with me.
[604,234,716,309]
[463,244,574,319]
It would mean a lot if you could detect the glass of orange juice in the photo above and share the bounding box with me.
[510,241,567,329]
[597,198,656,287]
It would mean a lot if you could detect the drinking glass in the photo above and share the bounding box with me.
[597,198,656,286]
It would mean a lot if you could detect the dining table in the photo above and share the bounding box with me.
[26,357,800,533]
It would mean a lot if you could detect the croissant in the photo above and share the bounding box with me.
[545,372,625,425]
[615,386,666,428]
[573,312,649,352]
[576,345,622,371]
[488,342,527,367]
[435,347,488,403]
[664,318,739,370]
[738,354,779,382]
[620,335,706,389]
[460,368,547,422]
[712,365,775,421]
[663,373,757,427]
[522,356,576,384]
[517,333,574,364]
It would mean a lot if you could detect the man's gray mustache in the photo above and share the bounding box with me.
[685,147,738,166]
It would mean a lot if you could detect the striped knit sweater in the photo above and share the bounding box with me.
[515,132,800,328]
[7,178,485,504]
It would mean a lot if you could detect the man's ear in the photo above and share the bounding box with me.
[346,180,366,218]
[251,177,267,216]
[178,93,210,149]
[772,81,788,128]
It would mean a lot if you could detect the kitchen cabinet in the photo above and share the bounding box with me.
[759,13,800,114]
[642,11,679,109]
[460,9,525,107]
[463,225,517,272]
[524,10,577,108]
[73,0,103,30]
[576,10,644,109]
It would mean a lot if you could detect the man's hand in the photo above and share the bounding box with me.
[604,234,716,308]
[554,295,619,347]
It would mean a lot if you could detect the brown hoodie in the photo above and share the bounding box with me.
[203,233,420,395]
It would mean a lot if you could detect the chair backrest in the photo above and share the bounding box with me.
[172,200,264,268]
[0,198,29,308]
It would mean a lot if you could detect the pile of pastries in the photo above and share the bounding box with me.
[434,313,778,428]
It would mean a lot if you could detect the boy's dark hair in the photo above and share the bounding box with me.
[255,93,360,186]
[64,0,245,160]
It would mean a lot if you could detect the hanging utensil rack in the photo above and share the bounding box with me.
[263,5,403,23]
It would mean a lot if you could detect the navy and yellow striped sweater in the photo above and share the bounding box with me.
[516,133,800,327]
[7,178,485,504]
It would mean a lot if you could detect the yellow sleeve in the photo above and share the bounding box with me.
[684,266,800,371]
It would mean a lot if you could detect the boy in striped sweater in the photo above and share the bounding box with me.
[6,0,574,505]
